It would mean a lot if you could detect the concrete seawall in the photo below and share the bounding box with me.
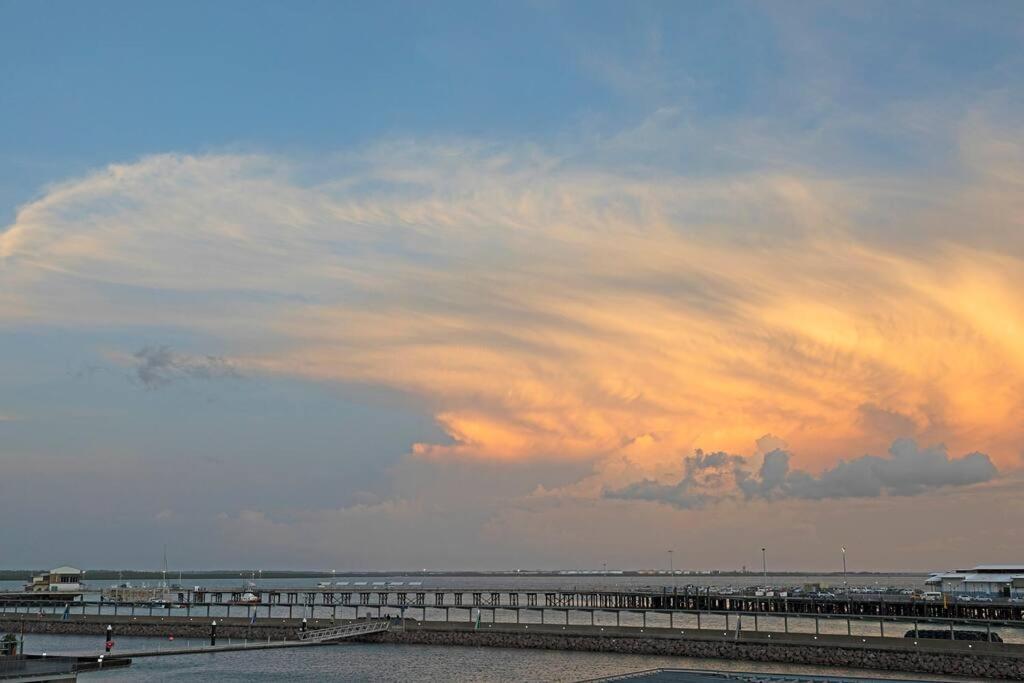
[373,622,1024,680]
[4,615,1023,680]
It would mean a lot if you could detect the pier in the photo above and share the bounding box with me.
[4,586,1022,628]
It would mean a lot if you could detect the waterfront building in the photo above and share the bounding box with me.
[925,564,1024,597]
[25,566,83,593]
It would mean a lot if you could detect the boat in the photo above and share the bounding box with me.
[228,591,261,605]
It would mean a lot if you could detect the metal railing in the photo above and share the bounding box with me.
[295,618,390,642]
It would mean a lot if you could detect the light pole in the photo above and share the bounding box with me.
[842,546,851,634]
[761,548,767,589]
[842,547,848,597]
[667,548,675,593]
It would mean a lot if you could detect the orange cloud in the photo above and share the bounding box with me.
[2,127,1023,482]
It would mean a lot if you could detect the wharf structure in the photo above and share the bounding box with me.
[5,584,1024,623]
[154,585,1024,622]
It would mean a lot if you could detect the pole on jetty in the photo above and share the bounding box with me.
[210,620,217,646]
[105,625,113,653]
[842,546,848,597]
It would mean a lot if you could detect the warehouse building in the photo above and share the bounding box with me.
[925,564,1024,597]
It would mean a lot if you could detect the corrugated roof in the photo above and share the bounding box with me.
[973,564,1024,571]
[962,573,1024,583]
[49,566,81,574]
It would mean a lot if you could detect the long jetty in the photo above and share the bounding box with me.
[4,585,1022,623]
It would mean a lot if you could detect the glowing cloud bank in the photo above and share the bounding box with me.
[2,121,1023,486]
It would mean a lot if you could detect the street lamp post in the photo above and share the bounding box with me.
[842,547,848,597]
[761,548,767,589]
[842,546,851,635]
[668,549,675,593]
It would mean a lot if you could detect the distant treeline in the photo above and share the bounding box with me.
[0,569,924,581]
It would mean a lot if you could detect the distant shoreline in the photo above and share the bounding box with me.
[0,569,928,581]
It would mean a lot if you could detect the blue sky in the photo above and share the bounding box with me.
[5,1,1019,212]
[2,1,1024,571]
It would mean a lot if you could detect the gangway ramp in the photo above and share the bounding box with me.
[297,618,390,643]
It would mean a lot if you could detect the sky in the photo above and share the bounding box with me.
[1,1,1023,572]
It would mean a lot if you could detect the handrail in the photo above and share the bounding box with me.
[296,619,390,642]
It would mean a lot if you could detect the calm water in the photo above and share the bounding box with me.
[18,633,970,682]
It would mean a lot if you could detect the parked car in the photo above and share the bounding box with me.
[973,596,994,602]
[957,595,972,601]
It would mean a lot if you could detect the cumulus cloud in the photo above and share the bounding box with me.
[752,439,999,500]
[607,438,998,508]
[132,346,241,388]
[604,449,745,509]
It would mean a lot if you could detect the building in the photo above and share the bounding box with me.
[925,564,1024,597]
[25,566,83,593]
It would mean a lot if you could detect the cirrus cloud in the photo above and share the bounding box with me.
[2,114,1024,480]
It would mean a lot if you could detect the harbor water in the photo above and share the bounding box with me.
[17,633,972,682]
